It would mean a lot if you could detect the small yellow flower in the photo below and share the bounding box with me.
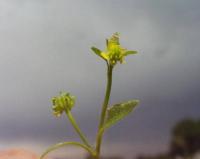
[91,33,137,66]
[52,92,75,117]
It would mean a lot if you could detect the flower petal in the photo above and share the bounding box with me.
[101,52,109,60]
[91,47,107,61]
[123,50,137,56]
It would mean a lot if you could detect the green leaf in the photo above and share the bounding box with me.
[123,50,138,56]
[104,100,139,129]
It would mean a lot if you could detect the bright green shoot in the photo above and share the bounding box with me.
[40,33,139,159]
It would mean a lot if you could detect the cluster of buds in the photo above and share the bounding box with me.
[52,92,75,117]
[91,32,137,66]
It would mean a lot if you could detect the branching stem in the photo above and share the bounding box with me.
[95,64,113,158]
[65,110,91,148]
[40,141,95,159]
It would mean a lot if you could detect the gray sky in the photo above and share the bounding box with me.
[0,0,200,158]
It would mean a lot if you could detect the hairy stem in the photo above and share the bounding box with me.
[65,110,91,148]
[95,65,113,158]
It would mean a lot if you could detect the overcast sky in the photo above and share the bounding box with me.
[0,0,200,158]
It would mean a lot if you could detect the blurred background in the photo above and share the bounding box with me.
[0,0,200,159]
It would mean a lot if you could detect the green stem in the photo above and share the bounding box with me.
[65,110,91,148]
[95,65,113,158]
[40,141,96,159]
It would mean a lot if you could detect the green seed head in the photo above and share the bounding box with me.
[52,92,75,117]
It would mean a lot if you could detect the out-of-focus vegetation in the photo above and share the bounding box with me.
[136,118,200,159]
[170,119,200,158]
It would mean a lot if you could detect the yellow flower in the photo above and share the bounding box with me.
[91,33,137,66]
[52,92,75,117]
